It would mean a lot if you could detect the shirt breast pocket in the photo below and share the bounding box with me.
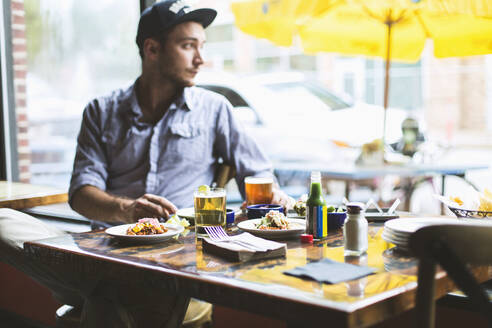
[165,123,208,163]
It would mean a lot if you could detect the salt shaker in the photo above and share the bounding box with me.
[343,202,368,256]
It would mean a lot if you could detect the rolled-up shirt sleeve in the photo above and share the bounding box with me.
[213,97,276,197]
[69,100,109,205]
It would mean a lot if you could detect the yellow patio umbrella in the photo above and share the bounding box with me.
[231,0,492,145]
[230,0,337,47]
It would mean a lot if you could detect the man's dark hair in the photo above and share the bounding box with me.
[138,29,171,60]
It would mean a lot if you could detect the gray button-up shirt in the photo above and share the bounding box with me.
[69,80,274,208]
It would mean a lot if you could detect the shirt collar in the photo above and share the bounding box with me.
[174,87,194,111]
[128,81,141,117]
[130,79,194,114]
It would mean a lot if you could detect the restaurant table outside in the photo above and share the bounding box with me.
[23,216,492,328]
[274,162,488,212]
[0,180,68,209]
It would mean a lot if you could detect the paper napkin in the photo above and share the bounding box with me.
[284,258,375,284]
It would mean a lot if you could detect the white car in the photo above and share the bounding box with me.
[197,71,414,164]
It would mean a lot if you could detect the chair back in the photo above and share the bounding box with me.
[212,163,236,188]
[409,223,492,328]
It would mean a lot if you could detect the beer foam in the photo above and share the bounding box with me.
[195,190,226,197]
[245,177,273,184]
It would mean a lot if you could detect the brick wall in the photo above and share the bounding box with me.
[10,0,30,182]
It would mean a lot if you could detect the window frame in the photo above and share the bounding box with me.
[0,1,18,181]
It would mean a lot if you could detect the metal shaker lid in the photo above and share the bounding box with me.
[346,202,365,214]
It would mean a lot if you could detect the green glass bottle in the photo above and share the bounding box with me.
[306,171,326,238]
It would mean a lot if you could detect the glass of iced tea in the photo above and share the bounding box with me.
[194,187,226,239]
[244,176,273,206]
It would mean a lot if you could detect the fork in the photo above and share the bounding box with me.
[203,226,265,251]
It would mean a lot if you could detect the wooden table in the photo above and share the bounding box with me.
[23,221,490,328]
[275,162,488,212]
[0,181,68,209]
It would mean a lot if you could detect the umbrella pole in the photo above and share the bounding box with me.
[382,22,392,159]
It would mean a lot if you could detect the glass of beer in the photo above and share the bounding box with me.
[244,176,273,205]
[194,187,226,239]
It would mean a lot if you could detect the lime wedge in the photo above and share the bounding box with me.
[198,185,210,193]
[326,205,336,213]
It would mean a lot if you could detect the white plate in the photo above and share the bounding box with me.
[237,218,306,239]
[382,234,409,250]
[384,217,463,235]
[382,229,408,244]
[382,230,408,248]
[383,226,413,239]
[177,207,195,220]
[382,217,492,250]
[105,223,184,244]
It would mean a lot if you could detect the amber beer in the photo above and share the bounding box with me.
[245,176,273,205]
[194,188,226,238]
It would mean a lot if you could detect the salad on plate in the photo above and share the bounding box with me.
[256,210,290,230]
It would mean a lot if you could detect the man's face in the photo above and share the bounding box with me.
[156,21,206,88]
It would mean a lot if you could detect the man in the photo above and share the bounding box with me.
[69,0,292,224]
[66,1,291,324]
[0,1,292,327]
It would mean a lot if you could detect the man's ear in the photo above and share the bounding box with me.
[143,38,160,60]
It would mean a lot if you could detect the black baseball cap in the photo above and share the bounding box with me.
[136,0,217,49]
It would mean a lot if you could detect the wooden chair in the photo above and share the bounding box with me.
[408,223,492,328]
[437,279,492,311]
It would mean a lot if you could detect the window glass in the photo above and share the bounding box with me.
[289,54,316,71]
[255,57,281,71]
[198,85,249,107]
[265,82,351,110]
[365,59,422,110]
[25,0,140,189]
[205,24,233,43]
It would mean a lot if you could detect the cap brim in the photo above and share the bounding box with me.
[172,8,217,29]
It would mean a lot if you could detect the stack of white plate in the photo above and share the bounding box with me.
[382,217,474,251]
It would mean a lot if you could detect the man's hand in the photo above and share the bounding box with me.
[240,188,295,212]
[71,186,178,224]
[122,194,178,223]
[271,188,295,210]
